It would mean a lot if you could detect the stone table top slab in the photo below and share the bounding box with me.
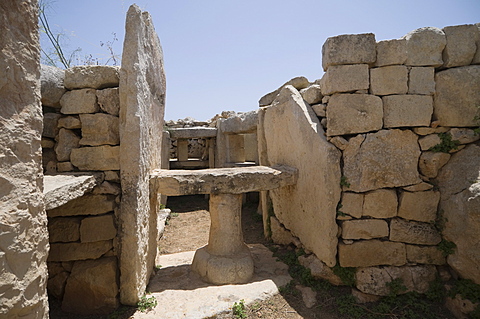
[168,127,217,139]
[43,173,101,210]
[150,165,297,195]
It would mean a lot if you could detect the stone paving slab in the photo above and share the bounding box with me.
[132,244,291,319]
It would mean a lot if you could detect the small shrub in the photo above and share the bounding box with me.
[340,176,350,188]
[437,239,456,257]
[386,278,407,296]
[429,132,460,153]
[332,264,356,287]
[137,295,157,312]
[232,299,247,318]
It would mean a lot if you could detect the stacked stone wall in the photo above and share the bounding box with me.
[41,65,121,314]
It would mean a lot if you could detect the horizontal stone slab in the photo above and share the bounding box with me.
[150,165,298,195]
[168,127,218,139]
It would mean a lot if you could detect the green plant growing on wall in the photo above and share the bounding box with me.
[232,299,247,318]
[332,264,356,287]
[428,132,460,153]
[340,176,350,188]
[137,294,157,312]
[437,239,456,257]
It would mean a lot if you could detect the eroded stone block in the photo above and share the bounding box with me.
[389,218,441,245]
[340,192,364,218]
[375,39,407,67]
[60,89,99,114]
[402,27,446,67]
[64,65,120,90]
[341,220,389,240]
[321,64,370,95]
[41,64,66,108]
[48,217,81,243]
[300,85,323,105]
[79,113,119,146]
[406,245,445,265]
[96,87,120,116]
[442,24,478,68]
[80,214,117,243]
[408,67,435,95]
[382,95,433,128]
[43,113,62,138]
[419,151,451,178]
[47,194,115,218]
[55,128,80,162]
[48,240,113,262]
[71,145,120,171]
[363,189,397,218]
[397,191,440,223]
[338,240,406,267]
[322,33,376,71]
[58,116,81,129]
[370,65,408,95]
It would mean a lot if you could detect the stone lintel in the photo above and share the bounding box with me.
[151,165,298,195]
[168,127,218,139]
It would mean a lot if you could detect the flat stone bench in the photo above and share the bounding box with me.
[150,165,297,285]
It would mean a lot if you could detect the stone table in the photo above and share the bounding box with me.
[150,165,297,284]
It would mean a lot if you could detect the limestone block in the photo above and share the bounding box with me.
[92,181,121,195]
[104,170,120,183]
[80,214,117,243]
[71,145,120,171]
[270,216,296,245]
[442,24,478,68]
[311,104,326,117]
[259,86,342,267]
[449,128,480,144]
[343,129,421,192]
[382,95,433,128]
[300,85,322,105]
[434,65,480,127]
[338,240,406,267]
[321,64,370,95]
[298,254,343,286]
[64,65,120,90]
[219,110,258,134]
[341,220,389,240]
[412,126,449,135]
[41,138,55,148]
[397,191,440,223]
[351,288,380,303]
[326,94,383,136]
[58,116,81,129]
[62,257,119,314]
[446,294,480,319]
[47,194,115,218]
[259,76,310,106]
[419,151,451,178]
[418,134,442,151]
[370,66,408,96]
[402,182,434,192]
[374,39,407,67]
[96,87,120,116]
[402,27,446,67]
[473,23,480,64]
[340,192,364,218]
[363,189,397,218]
[42,148,57,173]
[57,162,74,172]
[408,67,435,95]
[48,217,81,243]
[79,113,119,146]
[328,135,348,150]
[43,112,62,138]
[43,174,100,210]
[60,88,99,114]
[406,245,445,265]
[41,64,66,108]
[47,271,69,300]
[322,33,376,71]
[48,240,113,262]
[55,128,80,162]
[389,218,441,245]
[356,265,437,296]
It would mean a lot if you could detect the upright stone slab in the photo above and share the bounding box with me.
[118,5,166,305]
[0,1,49,317]
[259,86,342,267]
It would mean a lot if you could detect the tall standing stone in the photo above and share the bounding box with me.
[118,5,166,305]
[0,0,49,318]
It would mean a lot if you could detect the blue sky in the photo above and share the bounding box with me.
[40,0,480,121]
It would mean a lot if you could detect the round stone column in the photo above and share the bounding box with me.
[191,193,254,285]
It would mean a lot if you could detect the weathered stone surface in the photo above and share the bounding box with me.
[47,194,115,218]
[402,27,446,67]
[270,216,297,245]
[168,127,217,139]
[375,39,407,67]
[118,4,167,305]
[437,144,480,284]
[44,172,99,210]
[343,129,421,192]
[449,128,480,144]
[64,65,120,90]
[47,271,69,300]
[218,110,258,134]
[48,240,113,262]
[104,170,120,183]
[434,66,480,127]
[80,214,117,243]
[60,88,99,114]
[62,257,119,314]
[342,220,389,240]
[339,240,406,267]
[43,112,62,138]
[55,128,80,161]
[298,254,343,286]
[418,134,442,151]
[57,162,74,172]
[340,192,363,218]
[96,87,120,116]
[311,104,326,117]
[419,151,451,178]
[326,94,383,136]
[151,165,297,195]
[406,245,445,265]
[41,64,66,108]
[322,33,376,71]
[0,2,49,316]
[321,64,369,95]
[402,182,434,192]
[356,265,437,296]
[48,217,81,243]
[351,288,380,303]
[58,116,81,129]
[259,86,342,267]
[259,76,310,106]
[389,218,441,245]
[445,294,479,319]
[473,23,480,64]
[412,126,449,135]
[296,285,317,308]
[370,66,408,95]
[363,189,398,218]
[79,113,119,146]
[71,145,120,171]
[382,95,433,128]
[300,85,323,105]
[397,191,440,223]
[92,181,121,195]
[442,24,478,68]
[408,67,435,95]
[41,137,55,148]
